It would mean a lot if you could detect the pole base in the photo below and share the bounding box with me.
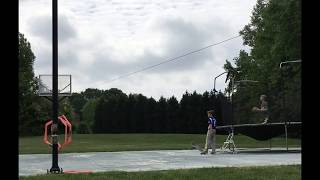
[48,167,63,174]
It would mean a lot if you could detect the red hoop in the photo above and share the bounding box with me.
[43,115,72,150]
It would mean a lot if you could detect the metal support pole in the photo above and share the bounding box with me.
[269,139,271,151]
[231,77,234,124]
[285,123,288,151]
[279,59,302,68]
[279,60,301,152]
[213,72,227,94]
[279,59,301,118]
[50,0,61,173]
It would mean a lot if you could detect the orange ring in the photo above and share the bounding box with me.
[43,115,72,150]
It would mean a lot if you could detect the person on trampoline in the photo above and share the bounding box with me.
[201,110,217,155]
[252,94,269,124]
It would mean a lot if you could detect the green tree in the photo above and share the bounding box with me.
[224,0,301,124]
[19,33,42,136]
[145,97,157,133]
[167,96,179,133]
[93,88,128,133]
[59,98,79,133]
[156,96,168,133]
[82,88,103,100]
[93,97,107,133]
[70,92,87,114]
[81,99,98,133]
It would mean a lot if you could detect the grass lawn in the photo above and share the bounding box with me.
[19,165,301,180]
[19,133,301,154]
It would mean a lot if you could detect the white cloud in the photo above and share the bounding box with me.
[19,0,256,100]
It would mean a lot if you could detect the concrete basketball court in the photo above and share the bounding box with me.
[19,148,301,176]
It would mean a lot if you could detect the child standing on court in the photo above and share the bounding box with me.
[201,110,217,155]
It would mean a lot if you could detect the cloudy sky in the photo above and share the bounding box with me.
[19,0,256,100]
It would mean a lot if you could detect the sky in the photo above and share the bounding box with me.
[19,0,256,101]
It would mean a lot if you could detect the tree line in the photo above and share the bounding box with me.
[69,88,232,134]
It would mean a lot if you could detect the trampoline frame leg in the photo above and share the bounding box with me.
[269,139,271,151]
[285,124,288,151]
[221,129,237,153]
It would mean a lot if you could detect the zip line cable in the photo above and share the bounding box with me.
[106,34,241,83]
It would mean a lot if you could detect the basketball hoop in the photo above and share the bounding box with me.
[37,74,72,97]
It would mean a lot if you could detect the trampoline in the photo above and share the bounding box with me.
[215,121,301,153]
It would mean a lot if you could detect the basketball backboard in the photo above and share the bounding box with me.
[38,75,72,96]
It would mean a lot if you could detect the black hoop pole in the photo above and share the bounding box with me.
[231,77,234,125]
[50,0,61,173]
[279,59,302,152]
[213,71,227,95]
